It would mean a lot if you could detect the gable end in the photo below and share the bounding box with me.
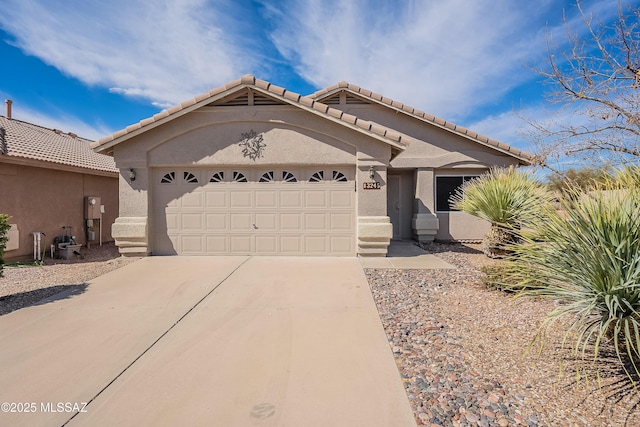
[210,89,286,107]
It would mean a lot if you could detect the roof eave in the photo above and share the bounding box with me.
[311,86,533,165]
[94,77,410,155]
[0,155,119,177]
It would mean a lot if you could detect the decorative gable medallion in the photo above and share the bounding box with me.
[238,130,266,161]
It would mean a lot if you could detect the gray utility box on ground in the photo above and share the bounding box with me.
[58,243,82,260]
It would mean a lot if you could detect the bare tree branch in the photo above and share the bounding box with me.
[524,1,640,168]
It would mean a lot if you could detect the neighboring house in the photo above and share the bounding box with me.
[0,103,118,260]
[92,75,532,257]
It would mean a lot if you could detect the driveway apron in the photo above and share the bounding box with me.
[0,257,415,427]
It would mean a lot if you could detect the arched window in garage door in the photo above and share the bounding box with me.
[309,171,324,182]
[183,172,198,183]
[209,171,224,183]
[282,171,297,182]
[233,171,248,182]
[332,171,348,182]
[160,171,176,184]
[259,171,274,182]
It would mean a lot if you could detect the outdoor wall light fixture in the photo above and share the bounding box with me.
[129,169,136,182]
[368,166,375,179]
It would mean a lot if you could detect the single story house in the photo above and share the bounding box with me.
[92,75,532,257]
[0,102,119,260]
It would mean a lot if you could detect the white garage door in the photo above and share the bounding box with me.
[152,168,355,256]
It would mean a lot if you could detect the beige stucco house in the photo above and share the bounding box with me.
[1,105,118,260]
[92,75,531,257]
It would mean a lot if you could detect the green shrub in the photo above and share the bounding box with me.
[450,166,555,258]
[508,174,640,379]
[0,214,11,278]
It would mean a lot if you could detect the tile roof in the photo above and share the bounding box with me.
[310,82,533,164]
[0,116,117,174]
[93,75,411,153]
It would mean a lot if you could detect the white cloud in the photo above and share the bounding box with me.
[0,0,257,107]
[0,0,625,144]
[11,105,113,141]
[264,0,557,120]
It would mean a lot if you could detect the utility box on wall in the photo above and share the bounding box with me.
[85,196,101,219]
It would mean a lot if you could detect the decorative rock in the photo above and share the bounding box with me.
[466,412,480,423]
[364,242,627,427]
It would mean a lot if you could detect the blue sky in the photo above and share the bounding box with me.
[0,0,634,167]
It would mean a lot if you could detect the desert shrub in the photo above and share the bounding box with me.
[0,214,11,278]
[508,173,640,379]
[546,166,611,196]
[481,262,543,292]
[450,166,555,258]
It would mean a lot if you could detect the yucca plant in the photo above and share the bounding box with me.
[450,166,555,258]
[612,164,640,189]
[508,169,640,380]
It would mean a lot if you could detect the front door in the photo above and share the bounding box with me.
[387,174,401,239]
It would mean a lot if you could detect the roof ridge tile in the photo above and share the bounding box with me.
[240,74,255,84]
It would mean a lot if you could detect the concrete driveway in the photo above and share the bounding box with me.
[0,257,416,427]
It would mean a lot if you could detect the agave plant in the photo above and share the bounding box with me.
[450,166,554,258]
[509,169,640,379]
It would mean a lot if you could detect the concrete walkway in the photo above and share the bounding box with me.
[359,240,455,269]
[0,257,416,427]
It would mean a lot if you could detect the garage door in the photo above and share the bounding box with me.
[152,168,355,256]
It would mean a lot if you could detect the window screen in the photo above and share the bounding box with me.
[436,176,478,211]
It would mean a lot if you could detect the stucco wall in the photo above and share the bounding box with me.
[0,161,118,260]
[331,103,522,169]
[334,102,519,242]
[112,106,388,167]
[110,104,395,256]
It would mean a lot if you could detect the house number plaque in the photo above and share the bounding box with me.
[363,181,381,190]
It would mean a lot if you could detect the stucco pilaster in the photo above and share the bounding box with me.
[112,216,149,256]
[113,166,150,256]
[356,160,387,217]
[357,216,392,256]
[356,158,392,256]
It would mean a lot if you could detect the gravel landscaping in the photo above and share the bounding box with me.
[1,242,638,426]
[367,243,640,427]
[0,242,138,316]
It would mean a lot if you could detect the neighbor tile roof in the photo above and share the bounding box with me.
[93,75,411,153]
[0,116,117,173]
[311,82,533,164]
